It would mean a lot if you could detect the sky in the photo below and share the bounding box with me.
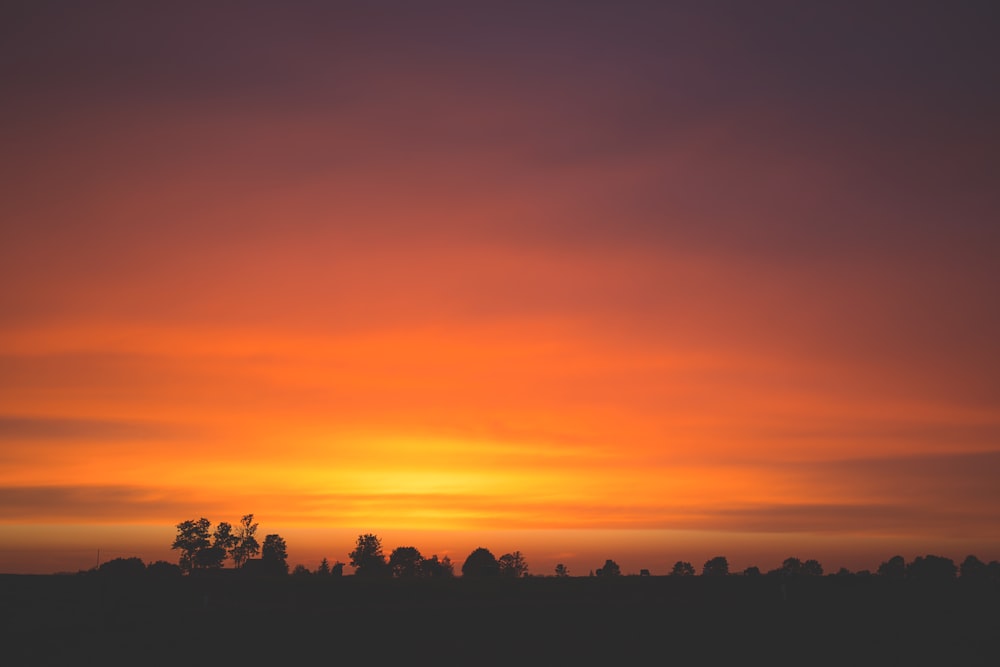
[1,1,999,576]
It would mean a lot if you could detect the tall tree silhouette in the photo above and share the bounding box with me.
[195,521,235,569]
[171,518,211,573]
[261,534,288,575]
[349,533,389,578]
[231,514,260,569]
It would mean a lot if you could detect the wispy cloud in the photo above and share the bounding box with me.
[0,416,187,441]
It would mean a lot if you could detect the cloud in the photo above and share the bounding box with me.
[0,485,199,522]
[0,416,187,441]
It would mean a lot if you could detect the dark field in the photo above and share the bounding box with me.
[3,574,998,666]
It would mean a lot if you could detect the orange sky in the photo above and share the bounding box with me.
[2,2,999,575]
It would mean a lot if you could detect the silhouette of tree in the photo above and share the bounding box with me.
[802,559,823,576]
[389,546,424,578]
[554,563,569,577]
[421,554,454,578]
[292,564,311,577]
[498,551,529,578]
[701,556,729,576]
[261,534,288,575]
[172,518,211,573]
[960,555,987,580]
[213,522,237,553]
[349,533,389,578]
[462,547,500,578]
[99,556,145,576]
[191,521,235,569]
[836,567,852,577]
[877,555,906,579]
[670,561,695,577]
[743,566,761,577]
[595,559,621,577]
[231,514,260,569]
[316,557,331,576]
[781,557,803,575]
[147,560,182,578]
[194,546,225,569]
[907,555,956,582]
[331,561,345,577]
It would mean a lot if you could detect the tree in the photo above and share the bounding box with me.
[802,559,823,576]
[331,561,345,577]
[422,554,454,578]
[99,557,145,576]
[316,557,331,576]
[349,533,389,578]
[194,521,236,570]
[231,514,260,569]
[554,563,569,577]
[172,518,211,573]
[147,560,182,578]
[389,546,424,578]
[960,555,987,580]
[595,559,621,577]
[743,566,761,577]
[670,561,695,577]
[877,555,905,579]
[213,522,237,552]
[498,551,529,578]
[461,547,500,578]
[781,557,803,576]
[907,555,956,582]
[261,534,288,575]
[292,564,311,577]
[702,556,729,576]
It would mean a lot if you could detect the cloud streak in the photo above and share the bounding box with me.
[0,416,187,441]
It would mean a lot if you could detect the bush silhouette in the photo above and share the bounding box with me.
[461,547,500,577]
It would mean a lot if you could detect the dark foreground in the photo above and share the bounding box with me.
[2,574,998,666]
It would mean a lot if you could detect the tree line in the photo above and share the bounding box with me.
[170,514,289,575]
[83,517,1000,584]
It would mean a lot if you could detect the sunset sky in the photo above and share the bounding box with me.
[2,1,999,576]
